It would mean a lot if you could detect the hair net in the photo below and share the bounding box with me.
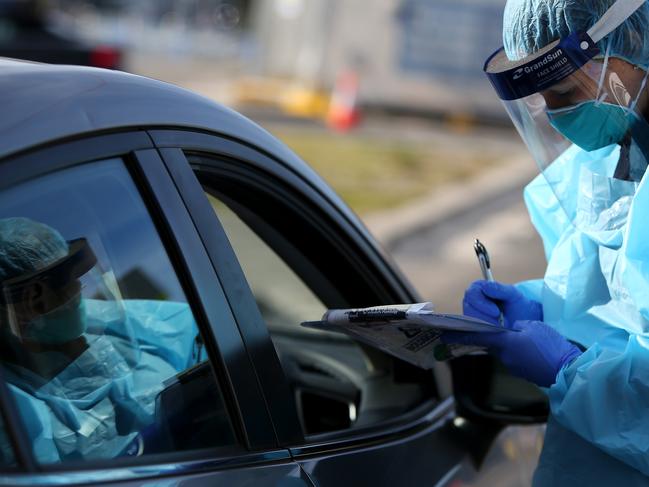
[503,0,649,68]
[0,217,68,283]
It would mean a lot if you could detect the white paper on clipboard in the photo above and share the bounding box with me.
[301,302,506,368]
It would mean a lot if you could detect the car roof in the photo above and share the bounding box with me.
[0,58,385,252]
[0,58,344,205]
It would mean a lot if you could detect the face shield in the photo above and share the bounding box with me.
[485,0,649,232]
[0,239,123,345]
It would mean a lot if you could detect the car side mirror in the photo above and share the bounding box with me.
[450,355,549,424]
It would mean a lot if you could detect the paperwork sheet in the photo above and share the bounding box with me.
[301,302,505,369]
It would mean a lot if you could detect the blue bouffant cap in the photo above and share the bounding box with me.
[503,0,649,68]
[0,217,68,283]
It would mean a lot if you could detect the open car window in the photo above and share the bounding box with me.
[0,158,238,465]
[193,154,437,437]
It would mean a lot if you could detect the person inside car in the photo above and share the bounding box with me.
[0,217,201,462]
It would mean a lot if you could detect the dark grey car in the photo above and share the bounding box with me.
[0,2,122,68]
[0,59,548,486]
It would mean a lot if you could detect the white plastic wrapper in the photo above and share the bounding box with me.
[301,302,506,369]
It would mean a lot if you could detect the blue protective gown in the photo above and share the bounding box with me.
[516,143,649,484]
[0,299,200,463]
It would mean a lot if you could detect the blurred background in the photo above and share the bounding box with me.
[0,0,547,312]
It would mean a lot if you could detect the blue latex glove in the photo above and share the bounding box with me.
[443,320,582,387]
[463,280,543,328]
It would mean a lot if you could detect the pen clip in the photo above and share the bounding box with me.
[474,238,494,282]
[473,238,503,326]
[474,239,490,269]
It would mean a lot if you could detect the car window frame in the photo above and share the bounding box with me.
[156,146,305,447]
[150,129,455,451]
[0,130,288,477]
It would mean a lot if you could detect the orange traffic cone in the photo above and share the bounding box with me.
[327,70,361,132]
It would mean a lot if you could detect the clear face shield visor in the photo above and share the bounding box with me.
[0,239,123,345]
[484,0,649,230]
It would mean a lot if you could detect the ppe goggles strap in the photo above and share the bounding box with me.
[588,0,646,44]
[630,68,649,111]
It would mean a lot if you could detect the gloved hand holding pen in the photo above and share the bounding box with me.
[444,279,582,388]
[463,280,543,328]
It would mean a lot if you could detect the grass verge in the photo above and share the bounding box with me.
[275,129,506,215]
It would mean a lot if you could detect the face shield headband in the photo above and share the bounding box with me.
[0,238,124,345]
[0,239,96,308]
[484,0,647,101]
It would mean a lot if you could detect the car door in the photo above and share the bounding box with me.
[151,129,503,487]
[0,132,313,486]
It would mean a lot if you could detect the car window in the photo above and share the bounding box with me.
[0,158,237,465]
[195,156,433,437]
[206,197,374,435]
[207,199,330,337]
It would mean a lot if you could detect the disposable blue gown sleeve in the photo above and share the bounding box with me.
[7,385,61,463]
[513,173,565,304]
[514,278,545,303]
[523,172,570,263]
[549,335,649,476]
[119,300,200,370]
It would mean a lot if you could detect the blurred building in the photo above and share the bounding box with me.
[50,0,508,121]
[251,0,507,121]
[49,0,253,60]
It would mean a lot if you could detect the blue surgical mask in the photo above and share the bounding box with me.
[547,100,635,152]
[25,297,87,345]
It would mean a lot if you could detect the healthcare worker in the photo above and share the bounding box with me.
[443,0,649,484]
[0,217,200,463]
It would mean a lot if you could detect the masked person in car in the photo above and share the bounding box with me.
[0,217,200,462]
[444,0,649,485]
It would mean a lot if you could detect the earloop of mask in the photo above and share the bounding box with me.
[595,38,612,105]
[629,68,649,113]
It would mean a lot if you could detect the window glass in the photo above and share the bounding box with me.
[207,199,329,336]
[205,192,428,435]
[0,159,236,464]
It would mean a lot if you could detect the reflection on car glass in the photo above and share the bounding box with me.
[0,218,204,462]
[0,159,236,464]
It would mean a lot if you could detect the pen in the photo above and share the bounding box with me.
[474,239,505,327]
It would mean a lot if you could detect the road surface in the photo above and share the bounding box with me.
[387,179,547,314]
